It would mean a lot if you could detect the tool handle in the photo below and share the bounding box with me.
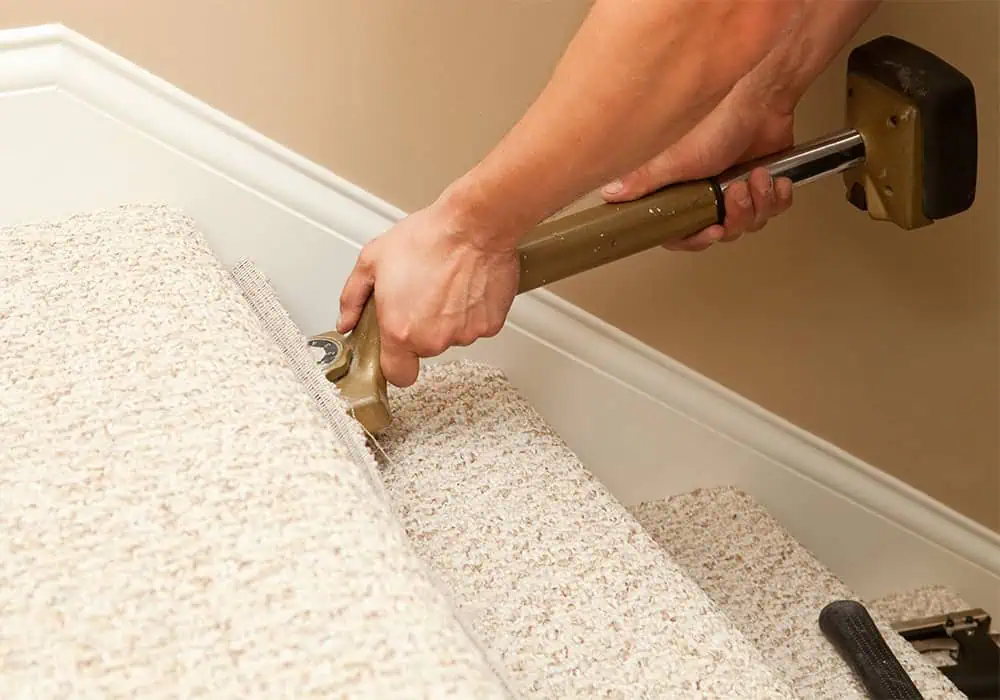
[819,600,924,700]
[315,127,866,435]
[516,179,722,293]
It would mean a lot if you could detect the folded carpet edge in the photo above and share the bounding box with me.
[229,257,523,696]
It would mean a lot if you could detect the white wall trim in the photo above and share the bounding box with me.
[1,23,997,609]
[531,291,1000,559]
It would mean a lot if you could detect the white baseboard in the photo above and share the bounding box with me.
[1,23,997,611]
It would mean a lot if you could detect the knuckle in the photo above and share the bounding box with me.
[358,243,377,267]
[382,321,411,347]
[729,184,751,210]
[412,329,450,357]
[423,338,450,357]
[435,332,456,354]
[761,186,776,206]
[483,317,504,338]
[384,318,455,357]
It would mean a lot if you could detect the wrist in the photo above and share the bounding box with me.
[433,171,532,252]
[762,0,882,113]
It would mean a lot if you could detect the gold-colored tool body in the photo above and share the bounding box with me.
[309,299,391,434]
[311,34,978,435]
[517,181,720,293]
[843,35,978,230]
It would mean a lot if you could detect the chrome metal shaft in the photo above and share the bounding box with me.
[719,128,866,191]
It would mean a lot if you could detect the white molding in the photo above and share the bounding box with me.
[1,23,997,610]
[518,291,1000,565]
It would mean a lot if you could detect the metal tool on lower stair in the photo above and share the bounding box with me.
[893,607,999,699]
[310,34,979,436]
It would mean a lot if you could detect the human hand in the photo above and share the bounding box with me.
[601,0,883,252]
[336,203,520,388]
[601,80,796,251]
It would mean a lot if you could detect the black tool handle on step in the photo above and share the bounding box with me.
[819,600,924,700]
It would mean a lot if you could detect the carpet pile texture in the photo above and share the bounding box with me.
[231,259,793,699]
[3,203,968,699]
[1,204,511,698]
[629,487,965,699]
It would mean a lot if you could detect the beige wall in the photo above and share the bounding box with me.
[2,0,996,530]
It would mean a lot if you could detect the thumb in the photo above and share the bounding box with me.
[600,148,698,202]
[337,254,374,334]
[601,106,748,203]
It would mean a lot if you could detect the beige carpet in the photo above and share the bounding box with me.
[0,204,512,698]
[376,362,794,699]
[230,254,974,699]
[630,486,966,699]
[5,202,965,698]
[869,584,972,623]
[232,260,795,699]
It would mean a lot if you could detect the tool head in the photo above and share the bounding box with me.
[843,35,978,229]
[308,296,391,436]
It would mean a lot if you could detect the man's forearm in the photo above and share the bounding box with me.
[436,0,803,248]
[755,0,883,114]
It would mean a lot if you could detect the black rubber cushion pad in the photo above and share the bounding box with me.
[849,35,978,220]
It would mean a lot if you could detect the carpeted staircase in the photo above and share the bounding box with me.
[1,203,987,697]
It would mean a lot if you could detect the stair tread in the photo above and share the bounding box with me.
[1,205,512,698]
[379,361,795,699]
[232,254,973,699]
[869,584,972,622]
[630,486,965,699]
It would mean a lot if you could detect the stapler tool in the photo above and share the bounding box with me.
[893,608,999,699]
[312,34,978,436]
